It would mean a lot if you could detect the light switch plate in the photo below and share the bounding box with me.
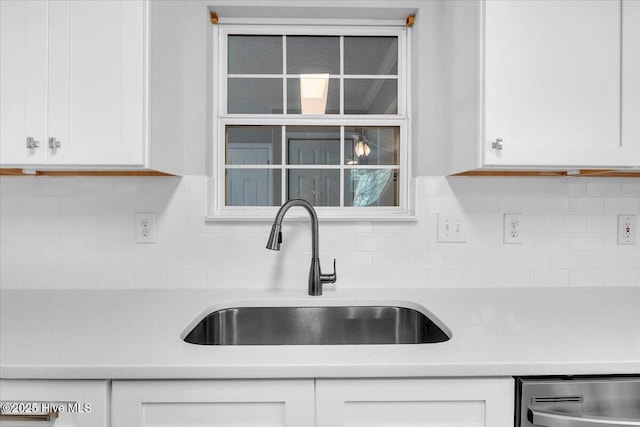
[437,214,467,243]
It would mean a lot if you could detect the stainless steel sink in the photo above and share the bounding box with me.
[183,305,451,345]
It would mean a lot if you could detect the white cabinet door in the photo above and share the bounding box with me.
[483,0,638,168]
[0,380,109,427]
[623,0,640,166]
[0,0,48,165]
[112,379,315,427]
[47,0,145,166]
[0,0,145,168]
[316,378,514,427]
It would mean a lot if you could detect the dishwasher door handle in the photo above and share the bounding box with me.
[0,411,59,422]
[528,408,640,427]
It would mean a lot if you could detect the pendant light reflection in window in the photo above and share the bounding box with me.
[347,129,372,165]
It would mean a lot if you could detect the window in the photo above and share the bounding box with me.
[209,24,411,219]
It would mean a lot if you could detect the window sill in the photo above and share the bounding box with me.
[205,210,417,222]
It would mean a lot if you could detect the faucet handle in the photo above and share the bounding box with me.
[321,259,337,284]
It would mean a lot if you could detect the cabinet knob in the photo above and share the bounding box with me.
[48,137,61,149]
[492,138,503,150]
[26,137,40,149]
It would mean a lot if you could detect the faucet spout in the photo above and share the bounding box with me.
[266,199,336,296]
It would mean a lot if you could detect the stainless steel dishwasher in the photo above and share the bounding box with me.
[516,376,640,427]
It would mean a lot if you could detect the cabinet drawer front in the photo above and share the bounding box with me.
[112,379,315,427]
[0,380,109,427]
[316,377,514,427]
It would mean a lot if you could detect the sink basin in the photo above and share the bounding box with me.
[183,304,451,345]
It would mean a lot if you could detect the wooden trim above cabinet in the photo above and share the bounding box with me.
[452,169,640,178]
[0,169,174,177]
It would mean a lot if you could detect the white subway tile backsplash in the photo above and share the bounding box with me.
[1,215,41,233]
[0,197,23,214]
[22,233,60,252]
[569,197,604,214]
[603,269,638,286]
[96,271,135,289]
[23,196,60,214]
[0,175,638,289]
[170,270,208,288]
[3,251,42,271]
[621,182,640,196]
[570,233,606,251]
[116,250,154,271]
[569,269,604,287]
[586,251,621,269]
[355,234,390,251]
[604,197,639,214]
[534,269,569,287]
[372,251,410,270]
[549,215,587,233]
[586,215,616,233]
[389,233,429,251]
[550,179,587,197]
[0,177,39,196]
[550,251,587,269]
[0,233,22,252]
[23,270,61,289]
[134,270,171,289]
[621,251,640,269]
[41,215,79,233]
[587,181,621,197]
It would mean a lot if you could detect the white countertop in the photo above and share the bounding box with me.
[1,287,639,379]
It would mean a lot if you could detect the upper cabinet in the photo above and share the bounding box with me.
[0,0,184,174]
[623,0,640,158]
[445,0,640,174]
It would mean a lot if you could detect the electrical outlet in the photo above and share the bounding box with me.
[136,213,156,243]
[618,214,637,245]
[437,214,467,243]
[503,214,523,244]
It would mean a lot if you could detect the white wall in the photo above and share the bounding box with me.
[179,0,446,176]
[1,175,638,289]
[1,1,638,289]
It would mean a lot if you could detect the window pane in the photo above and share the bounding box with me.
[228,35,282,74]
[287,78,340,115]
[288,169,340,207]
[286,126,340,165]
[226,169,282,206]
[286,36,340,74]
[344,127,399,166]
[228,78,283,114]
[344,79,397,114]
[344,169,398,207]
[226,126,282,165]
[344,37,398,75]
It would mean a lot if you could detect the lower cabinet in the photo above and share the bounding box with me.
[316,377,514,427]
[111,379,315,427]
[112,377,514,427]
[0,380,109,427]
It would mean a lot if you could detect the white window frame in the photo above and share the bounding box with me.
[207,23,414,221]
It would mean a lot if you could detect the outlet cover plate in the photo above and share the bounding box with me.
[618,214,637,245]
[503,214,523,244]
[136,213,156,243]
[437,214,467,243]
